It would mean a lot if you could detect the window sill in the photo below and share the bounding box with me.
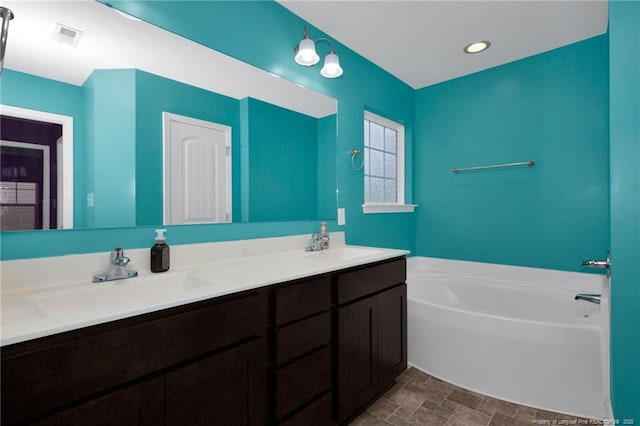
[362,203,418,214]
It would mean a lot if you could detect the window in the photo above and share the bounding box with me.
[0,181,39,231]
[363,111,415,213]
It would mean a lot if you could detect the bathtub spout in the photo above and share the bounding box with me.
[574,293,601,304]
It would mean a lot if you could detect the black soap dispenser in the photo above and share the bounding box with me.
[150,229,170,273]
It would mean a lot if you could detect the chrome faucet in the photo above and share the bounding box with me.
[574,293,601,304]
[305,233,329,252]
[92,247,138,282]
[581,252,611,277]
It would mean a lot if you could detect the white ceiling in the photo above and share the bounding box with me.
[2,1,336,118]
[278,0,609,89]
[3,0,609,107]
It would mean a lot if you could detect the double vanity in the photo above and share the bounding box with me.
[1,233,408,425]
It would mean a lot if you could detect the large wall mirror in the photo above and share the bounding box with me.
[0,1,337,231]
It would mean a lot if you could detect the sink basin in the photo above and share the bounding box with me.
[1,297,47,323]
[27,272,215,317]
[296,247,382,261]
[134,272,215,292]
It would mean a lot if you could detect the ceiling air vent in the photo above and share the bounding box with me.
[53,23,82,47]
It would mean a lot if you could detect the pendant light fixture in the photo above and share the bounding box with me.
[294,26,343,78]
[294,26,320,66]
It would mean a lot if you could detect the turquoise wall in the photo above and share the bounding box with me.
[317,114,337,220]
[83,69,137,228]
[1,0,416,259]
[81,73,96,228]
[242,97,318,222]
[0,221,334,259]
[414,35,610,272]
[108,0,417,254]
[609,0,640,421]
[134,69,241,224]
[0,69,86,228]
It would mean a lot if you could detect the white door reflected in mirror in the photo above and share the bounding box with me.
[163,113,231,225]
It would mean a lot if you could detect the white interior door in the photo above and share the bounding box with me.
[163,113,231,225]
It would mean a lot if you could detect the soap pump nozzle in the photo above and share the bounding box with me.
[155,228,167,242]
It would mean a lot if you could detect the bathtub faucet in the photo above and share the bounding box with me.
[574,293,601,305]
[581,252,610,278]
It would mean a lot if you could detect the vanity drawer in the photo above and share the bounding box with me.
[275,276,331,325]
[1,290,266,425]
[276,311,331,365]
[279,392,333,426]
[276,346,332,419]
[337,258,406,305]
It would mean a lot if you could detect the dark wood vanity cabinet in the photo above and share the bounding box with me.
[26,339,264,426]
[1,256,406,426]
[1,289,267,426]
[271,276,334,425]
[335,258,408,424]
[269,260,407,426]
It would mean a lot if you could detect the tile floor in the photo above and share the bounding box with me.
[350,367,603,426]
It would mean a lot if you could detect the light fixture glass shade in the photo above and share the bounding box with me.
[295,38,319,66]
[320,52,343,78]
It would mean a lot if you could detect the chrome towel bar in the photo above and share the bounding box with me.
[452,160,535,174]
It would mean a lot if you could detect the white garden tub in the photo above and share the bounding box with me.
[407,257,609,419]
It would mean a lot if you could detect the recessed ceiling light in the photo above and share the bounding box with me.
[463,40,491,54]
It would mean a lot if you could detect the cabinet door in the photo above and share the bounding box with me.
[166,339,265,426]
[378,284,407,389]
[337,295,378,424]
[34,377,164,426]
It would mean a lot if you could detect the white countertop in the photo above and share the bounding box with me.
[1,237,408,346]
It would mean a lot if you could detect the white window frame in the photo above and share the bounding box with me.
[362,111,416,214]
